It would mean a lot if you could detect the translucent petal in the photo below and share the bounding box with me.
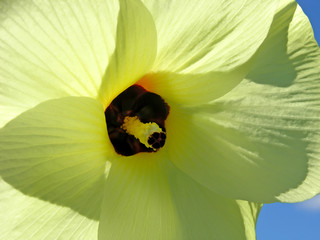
[98,152,261,240]
[0,96,113,238]
[166,1,320,203]
[141,0,277,73]
[0,0,118,126]
[137,65,248,106]
[0,180,99,240]
[98,0,157,108]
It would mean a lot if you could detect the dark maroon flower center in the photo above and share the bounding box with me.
[105,85,169,156]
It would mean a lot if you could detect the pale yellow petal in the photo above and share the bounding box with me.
[98,0,157,108]
[98,152,261,240]
[142,0,277,73]
[0,0,118,126]
[166,1,320,203]
[0,96,113,238]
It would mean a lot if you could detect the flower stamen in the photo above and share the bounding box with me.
[121,116,165,151]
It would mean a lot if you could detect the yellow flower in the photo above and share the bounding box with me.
[0,0,319,239]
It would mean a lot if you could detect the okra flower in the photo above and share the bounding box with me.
[0,0,319,239]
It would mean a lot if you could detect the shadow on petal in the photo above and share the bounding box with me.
[0,97,112,220]
[247,2,297,87]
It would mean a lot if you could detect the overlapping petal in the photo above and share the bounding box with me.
[142,0,277,73]
[0,181,99,240]
[0,97,113,239]
[98,152,261,240]
[137,0,278,106]
[98,0,157,108]
[166,1,320,203]
[1,0,317,238]
[137,67,248,106]
[0,0,118,127]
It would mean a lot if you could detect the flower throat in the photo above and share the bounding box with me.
[105,85,169,156]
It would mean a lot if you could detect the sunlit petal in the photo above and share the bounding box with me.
[98,0,157,108]
[0,0,118,127]
[166,1,320,203]
[142,0,277,73]
[137,65,248,106]
[99,152,261,240]
[0,180,99,240]
[0,96,113,238]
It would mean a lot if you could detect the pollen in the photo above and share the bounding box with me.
[121,116,165,151]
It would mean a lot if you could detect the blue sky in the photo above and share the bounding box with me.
[296,0,320,44]
[256,1,320,240]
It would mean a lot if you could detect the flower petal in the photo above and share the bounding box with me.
[0,96,113,238]
[137,67,248,106]
[98,0,157,108]
[166,1,320,203]
[142,0,277,73]
[0,0,118,126]
[98,152,261,240]
[0,180,99,240]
